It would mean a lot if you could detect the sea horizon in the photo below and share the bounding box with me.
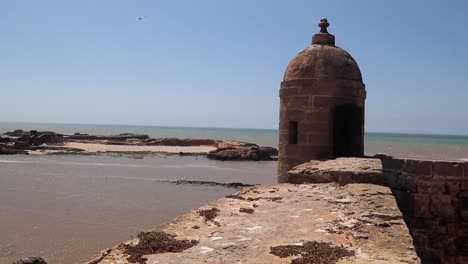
[2,120,468,137]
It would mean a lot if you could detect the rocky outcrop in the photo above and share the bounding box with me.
[0,147,27,155]
[32,133,64,145]
[287,158,383,185]
[4,129,27,137]
[81,183,418,264]
[67,133,149,141]
[143,138,217,146]
[207,146,278,161]
[0,130,64,154]
[1,129,278,159]
[3,130,64,146]
[12,257,48,264]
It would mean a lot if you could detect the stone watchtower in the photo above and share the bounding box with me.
[278,18,366,183]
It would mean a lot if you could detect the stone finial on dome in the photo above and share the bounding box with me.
[312,17,335,46]
[318,17,329,33]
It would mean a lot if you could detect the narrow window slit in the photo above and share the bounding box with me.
[288,121,298,144]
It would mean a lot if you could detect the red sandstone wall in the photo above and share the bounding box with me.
[381,157,467,264]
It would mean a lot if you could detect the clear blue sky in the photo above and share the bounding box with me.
[1,0,467,134]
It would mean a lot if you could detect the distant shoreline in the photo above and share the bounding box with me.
[1,129,278,161]
[2,124,468,160]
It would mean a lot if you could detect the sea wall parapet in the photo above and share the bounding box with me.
[380,157,467,264]
[287,156,467,263]
[81,183,418,264]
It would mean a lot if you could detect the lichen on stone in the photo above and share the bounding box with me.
[270,241,354,264]
[122,231,198,264]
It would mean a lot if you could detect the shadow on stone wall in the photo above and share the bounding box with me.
[380,157,467,264]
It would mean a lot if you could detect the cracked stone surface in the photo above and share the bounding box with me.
[287,158,383,185]
[81,183,419,264]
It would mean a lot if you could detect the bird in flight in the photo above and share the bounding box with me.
[136,16,145,21]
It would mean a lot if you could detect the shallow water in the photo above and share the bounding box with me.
[2,122,468,160]
[0,155,277,263]
[2,123,468,263]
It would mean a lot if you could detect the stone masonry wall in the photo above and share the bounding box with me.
[381,157,467,264]
[277,79,366,183]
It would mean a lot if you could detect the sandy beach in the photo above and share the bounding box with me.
[31,142,217,155]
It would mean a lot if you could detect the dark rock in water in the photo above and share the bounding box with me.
[158,180,253,188]
[5,130,64,146]
[67,133,149,141]
[0,137,11,143]
[207,146,277,161]
[12,256,48,264]
[144,138,217,146]
[14,141,29,150]
[4,129,26,137]
[0,148,28,155]
[32,133,64,145]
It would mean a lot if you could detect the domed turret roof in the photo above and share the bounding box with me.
[283,18,362,82]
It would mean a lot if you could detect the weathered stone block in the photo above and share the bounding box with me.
[415,218,448,234]
[405,159,433,177]
[278,133,288,143]
[300,122,329,131]
[284,145,330,159]
[298,86,330,96]
[395,173,417,192]
[305,111,329,121]
[412,195,431,217]
[281,109,306,121]
[382,170,400,188]
[410,231,425,247]
[434,161,464,179]
[456,237,468,256]
[417,180,447,194]
[412,217,429,230]
[279,87,298,96]
[446,181,461,194]
[381,158,405,173]
[465,162,468,178]
[462,182,468,191]
[313,96,332,108]
[460,209,468,222]
[288,96,310,108]
[456,256,468,264]
[305,134,329,146]
[430,195,456,218]
[287,158,383,185]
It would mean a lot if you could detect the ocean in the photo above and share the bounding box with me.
[1,122,468,160]
[1,122,468,263]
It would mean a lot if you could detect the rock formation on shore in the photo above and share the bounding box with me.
[0,130,64,154]
[207,146,278,161]
[0,130,278,160]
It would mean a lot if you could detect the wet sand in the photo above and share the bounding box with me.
[0,155,276,263]
[30,142,217,155]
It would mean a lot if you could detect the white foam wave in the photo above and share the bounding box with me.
[163,164,238,170]
[0,159,29,163]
